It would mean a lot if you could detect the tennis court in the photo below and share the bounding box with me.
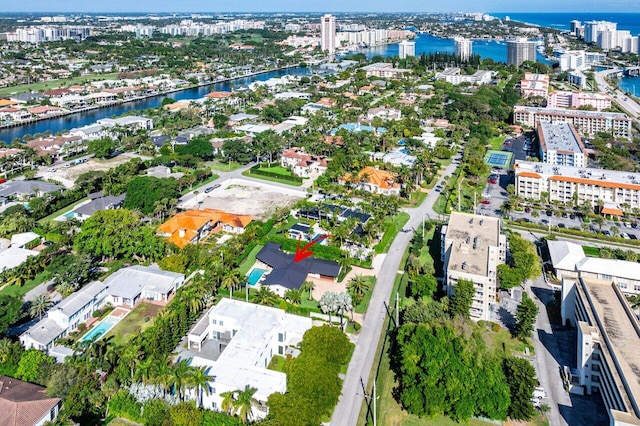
[484,150,513,168]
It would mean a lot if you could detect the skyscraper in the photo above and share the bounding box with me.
[398,40,416,59]
[583,20,616,44]
[320,14,336,55]
[454,37,473,61]
[507,38,536,67]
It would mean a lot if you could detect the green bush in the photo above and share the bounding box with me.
[248,165,303,183]
[108,390,142,422]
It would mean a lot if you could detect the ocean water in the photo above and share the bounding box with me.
[492,13,640,35]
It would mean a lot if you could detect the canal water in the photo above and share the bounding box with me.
[0,67,311,143]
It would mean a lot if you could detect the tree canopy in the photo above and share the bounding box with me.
[124,176,179,215]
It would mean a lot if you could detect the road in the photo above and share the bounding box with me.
[594,69,640,117]
[330,157,460,426]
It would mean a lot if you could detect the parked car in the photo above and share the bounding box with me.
[558,223,566,228]
[629,234,638,240]
[569,214,576,220]
[481,199,491,205]
[204,186,214,193]
[524,207,531,213]
[48,167,56,172]
[545,210,553,217]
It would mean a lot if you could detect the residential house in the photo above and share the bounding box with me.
[280,147,328,177]
[69,123,110,140]
[0,376,61,426]
[255,242,340,296]
[20,281,109,351]
[10,232,40,248]
[0,180,62,200]
[97,116,153,131]
[69,193,126,221]
[0,246,38,272]
[158,209,253,248]
[366,107,402,122]
[104,265,185,307]
[184,299,312,418]
[340,166,400,196]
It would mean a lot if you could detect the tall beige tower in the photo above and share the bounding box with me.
[321,14,336,54]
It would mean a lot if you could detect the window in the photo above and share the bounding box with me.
[212,319,217,325]
[278,333,284,342]
[212,402,217,409]
[219,320,224,326]
[278,346,284,355]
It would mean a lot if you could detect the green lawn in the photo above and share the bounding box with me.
[582,246,601,257]
[375,212,410,254]
[0,270,53,297]
[488,136,504,150]
[242,169,303,186]
[354,276,376,314]
[267,355,288,373]
[209,160,244,172]
[0,73,119,96]
[104,302,164,346]
[239,244,264,276]
[256,165,293,176]
[38,197,89,224]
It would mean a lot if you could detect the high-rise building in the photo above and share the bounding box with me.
[506,38,536,66]
[441,212,506,322]
[570,20,582,35]
[398,40,416,59]
[320,14,336,54]
[583,20,616,44]
[454,37,473,61]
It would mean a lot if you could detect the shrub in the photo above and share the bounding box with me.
[77,323,87,332]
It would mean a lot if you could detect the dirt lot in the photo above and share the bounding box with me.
[189,178,305,220]
[38,153,150,188]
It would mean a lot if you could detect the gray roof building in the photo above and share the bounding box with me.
[73,193,125,218]
[0,180,62,198]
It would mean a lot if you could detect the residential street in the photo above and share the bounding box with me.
[330,158,460,426]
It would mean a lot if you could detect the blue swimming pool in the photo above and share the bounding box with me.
[81,315,118,342]
[247,268,267,286]
[63,211,75,219]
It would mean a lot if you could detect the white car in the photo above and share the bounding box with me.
[48,167,56,172]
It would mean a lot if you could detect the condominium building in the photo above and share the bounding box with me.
[547,91,612,111]
[441,213,506,321]
[561,277,640,426]
[512,105,632,138]
[583,20,617,44]
[185,299,313,418]
[514,160,640,212]
[435,67,493,85]
[398,40,416,59]
[507,38,536,66]
[360,62,412,78]
[520,72,550,98]
[320,14,336,54]
[454,37,473,61]
[537,122,586,168]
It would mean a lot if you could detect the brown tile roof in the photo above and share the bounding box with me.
[0,376,60,426]
[342,166,400,190]
[158,209,253,248]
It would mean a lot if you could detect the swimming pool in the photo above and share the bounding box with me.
[81,315,119,342]
[63,211,75,219]
[247,268,267,286]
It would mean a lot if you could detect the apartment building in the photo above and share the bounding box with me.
[435,68,493,85]
[185,299,313,418]
[514,160,640,212]
[441,213,506,321]
[561,277,640,426]
[512,105,632,138]
[547,91,612,111]
[320,14,336,54]
[454,37,473,61]
[507,38,536,66]
[520,73,550,98]
[537,122,586,168]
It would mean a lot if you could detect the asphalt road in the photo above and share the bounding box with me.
[595,69,640,117]
[330,158,460,426]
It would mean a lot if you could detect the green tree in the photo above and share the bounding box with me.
[233,385,259,424]
[503,356,537,420]
[300,325,352,368]
[253,286,278,306]
[266,392,319,426]
[88,137,118,159]
[16,349,54,384]
[29,294,52,320]
[449,279,475,319]
[347,275,371,300]
[514,292,539,339]
[175,135,214,158]
[124,176,179,215]
[283,289,302,305]
[0,295,22,336]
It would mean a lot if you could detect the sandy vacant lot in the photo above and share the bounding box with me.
[39,153,149,188]
[187,178,305,219]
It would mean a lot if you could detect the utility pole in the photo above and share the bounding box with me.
[373,378,377,426]
[458,181,461,212]
[395,291,399,327]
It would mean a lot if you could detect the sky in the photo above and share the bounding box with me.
[4,0,640,14]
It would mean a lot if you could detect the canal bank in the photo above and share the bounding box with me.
[0,64,310,143]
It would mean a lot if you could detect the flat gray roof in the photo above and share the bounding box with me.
[104,265,184,298]
[445,212,501,277]
[538,122,585,154]
[55,280,107,316]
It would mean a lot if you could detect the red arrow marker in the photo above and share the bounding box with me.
[294,234,329,262]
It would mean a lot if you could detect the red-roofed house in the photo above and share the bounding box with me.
[340,166,400,196]
[0,376,61,426]
[280,147,328,178]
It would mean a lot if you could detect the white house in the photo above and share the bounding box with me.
[104,265,185,307]
[280,147,328,177]
[20,280,109,352]
[184,299,313,419]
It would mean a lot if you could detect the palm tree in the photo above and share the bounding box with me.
[253,287,277,306]
[29,294,52,320]
[170,359,192,401]
[300,280,315,301]
[187,365,213,408]
[335,292,353,326]
[233,385,259,424]
[220,390,236,415]
[284,289,302,305]
[348,275,371,299]
[320,291,338,324]
[222,271,241,299]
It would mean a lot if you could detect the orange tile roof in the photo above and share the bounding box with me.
[602,206,623,216]
[205,91,234,99]
[548,175,640,191]
[0,99,19,107]
[343,166,399,190]
[518,171,542,179]
[158,209,253,248]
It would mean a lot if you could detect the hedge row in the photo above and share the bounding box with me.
[248,165,303,183]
